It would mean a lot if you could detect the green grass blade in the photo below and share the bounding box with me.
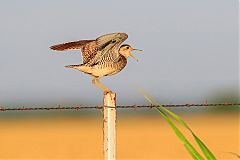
[192,134,216,160]
[155,103,216,160]
[185,144,202,160]
[156,107,204,160]
[139,89,216,160]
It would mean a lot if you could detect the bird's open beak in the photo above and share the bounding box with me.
[130,53,138,62]
[130,48,142,62]
[132,48,143,53]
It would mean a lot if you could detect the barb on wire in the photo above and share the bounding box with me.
[0,103,239,112]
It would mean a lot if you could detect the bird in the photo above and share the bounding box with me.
[50,32,142,93]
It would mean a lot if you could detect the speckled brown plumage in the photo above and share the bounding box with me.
[50,40,97,64]
[50,32,141,93]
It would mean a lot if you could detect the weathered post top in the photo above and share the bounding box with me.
[103,92,116,160]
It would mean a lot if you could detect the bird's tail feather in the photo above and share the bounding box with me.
[65,64,82,68]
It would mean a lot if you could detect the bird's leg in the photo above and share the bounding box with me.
[96,78,111,93]
[92,78,111,93]
[92,78,103,91]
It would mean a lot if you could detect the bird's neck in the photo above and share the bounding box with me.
[119,51,130,59]
[119,54,127,61]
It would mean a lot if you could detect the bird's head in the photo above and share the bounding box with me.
[119,44,142,62]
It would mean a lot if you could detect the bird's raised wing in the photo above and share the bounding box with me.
[50,40,94,51]
[50,39,98,64]
[50,32,128,64]
[86,32,128,66]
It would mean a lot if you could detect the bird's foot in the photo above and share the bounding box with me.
[104,89,113,94]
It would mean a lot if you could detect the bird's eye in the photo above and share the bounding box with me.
[111,40,116,43]
[126,47,129,49]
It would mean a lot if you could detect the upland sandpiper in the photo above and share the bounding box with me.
[50,32,142,93]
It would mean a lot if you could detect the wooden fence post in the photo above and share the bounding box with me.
[103,92,116,160]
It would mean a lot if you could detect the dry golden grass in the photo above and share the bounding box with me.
[0,112,239,160]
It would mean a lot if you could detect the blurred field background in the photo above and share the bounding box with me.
[0,0,238,159]
[0,106,239,160]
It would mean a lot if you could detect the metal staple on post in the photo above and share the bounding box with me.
[103,92,116,160]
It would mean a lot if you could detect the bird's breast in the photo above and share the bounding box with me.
[74,56,127,77]
[92,56,127,77]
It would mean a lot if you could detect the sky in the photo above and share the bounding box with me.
[0,0,238,106]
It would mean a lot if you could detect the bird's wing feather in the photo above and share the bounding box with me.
[50,32,128,65]
[50,40,97,64]
[50,40,94,51]
[86,32,128,66]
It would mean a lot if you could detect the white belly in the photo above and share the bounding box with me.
[73,65,116,77]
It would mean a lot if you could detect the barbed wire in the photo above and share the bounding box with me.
[0,103,239,112]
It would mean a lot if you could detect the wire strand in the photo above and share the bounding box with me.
[0,103,239,112]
